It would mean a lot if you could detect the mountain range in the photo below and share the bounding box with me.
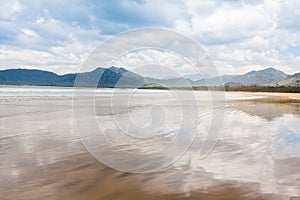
[197,67,288,86]
[272,72,300,87]
[0,66,299,88]
[0,67,148,88]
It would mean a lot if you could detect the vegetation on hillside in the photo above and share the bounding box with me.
[191,85,300,93]
[0,67,300,93]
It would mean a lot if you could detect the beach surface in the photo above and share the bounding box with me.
[1,87,299,200]
[227,91,300,101]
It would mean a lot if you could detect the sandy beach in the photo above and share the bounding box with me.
[227,91,300,103]
[1,88,299,200]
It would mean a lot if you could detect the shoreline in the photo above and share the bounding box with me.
[1,85,300,102]
[226,91,300,103]
[226,91,300,98]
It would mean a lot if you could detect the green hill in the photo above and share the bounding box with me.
[0,67,149,88]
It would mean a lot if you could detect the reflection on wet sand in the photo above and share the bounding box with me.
[1,89,300,200]
[229,96,300,121]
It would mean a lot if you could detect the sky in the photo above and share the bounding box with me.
[0,0,300,76]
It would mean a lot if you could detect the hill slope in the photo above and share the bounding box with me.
[0,69,75,86]
[0,67,150,87]
[195,68,287,86]
[272,72,300,87]
[0,67,296,88]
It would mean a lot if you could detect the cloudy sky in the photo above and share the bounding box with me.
[0,0,300,76]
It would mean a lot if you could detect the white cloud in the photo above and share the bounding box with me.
[171,0,300,75]
[0,0,300,75]
[0,0,23,19]
[177,0,276,43]
[112,49,197,78]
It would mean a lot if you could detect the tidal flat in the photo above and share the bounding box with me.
[0,87,299,200]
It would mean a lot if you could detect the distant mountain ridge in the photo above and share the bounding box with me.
[288,72,300,79]
[0,69,75,86]
[0,67,150,87]
[193,67,287,86]
[0,67,298,88]
[273,72,300,87]
[154,67,288,87]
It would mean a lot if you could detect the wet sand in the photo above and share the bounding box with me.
[226,91,300,121]
[1,153,283,200]
[1,88,300,200]
[1,147,287,200]
[227,91,300,103]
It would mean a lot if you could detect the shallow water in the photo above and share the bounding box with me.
[0,86,299,200]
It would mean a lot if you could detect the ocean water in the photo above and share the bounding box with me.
[0,86,299,199]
